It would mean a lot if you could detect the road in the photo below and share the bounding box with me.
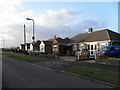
[0,55,2,90]
[2,55,112,88]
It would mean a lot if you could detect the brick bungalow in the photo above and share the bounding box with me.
[69,28,120,56]
[52,37,70,55]
[39,36,66,54]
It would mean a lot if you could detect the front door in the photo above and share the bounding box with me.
[87,44,96,56]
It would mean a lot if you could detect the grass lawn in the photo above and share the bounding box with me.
[65,66,120,85]
[3,52,47,61]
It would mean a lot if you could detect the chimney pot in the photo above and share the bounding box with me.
[88,28,93,33]
[54,35,57,39]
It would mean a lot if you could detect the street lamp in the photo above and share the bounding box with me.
[26,18,36,53]
[26,18,35,42]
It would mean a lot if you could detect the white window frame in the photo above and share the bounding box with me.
[53,45,59,51]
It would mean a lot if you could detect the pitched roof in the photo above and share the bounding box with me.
[34,40,41,46]
[47,36,70,45]
[55,38,70,45]
[48,37,62,41]
[70,29,120,43]
[43,41,53,45]
[107,30,120,40]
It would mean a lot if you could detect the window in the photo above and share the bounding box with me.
[110,47,115,51]
[53,45,58,51]
[101,45,106,50]
[91,51,93,54]
[88,45,90,50]
[27,45,30,49]
[95,44,97,50]
[91,45,93,50]
[103,47,110,51]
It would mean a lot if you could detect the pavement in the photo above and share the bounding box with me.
[2,55,112,88]
[28,55,119,72]
[59,56,76,61]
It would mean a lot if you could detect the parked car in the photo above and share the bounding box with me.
[29,50,43,54]
[75,49,90,60]
[98,45,120,57]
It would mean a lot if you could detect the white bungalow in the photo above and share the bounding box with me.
[70,28,120,56]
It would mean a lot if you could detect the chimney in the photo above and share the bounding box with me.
[88,28,93,33]
[54,35,57,39]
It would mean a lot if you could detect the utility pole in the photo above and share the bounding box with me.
[24,24,26,44]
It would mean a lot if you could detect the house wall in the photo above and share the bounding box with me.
[21,45,25,51]
[40,41,45,53]
[29,44,33,51]
[45,45,52,54]
[59,45,66,55]
[52,40,59,55]
[66,45,74,55]
[25,44,27,51]
[72,40,110,56]
[26,44,30,51]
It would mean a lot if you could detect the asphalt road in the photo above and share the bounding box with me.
[2,55,112,88]
[0,55,2,90]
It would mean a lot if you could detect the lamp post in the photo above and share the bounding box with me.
[26,18,35,42]
[26,18,35,52]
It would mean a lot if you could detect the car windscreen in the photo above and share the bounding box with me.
[102,47,110,51]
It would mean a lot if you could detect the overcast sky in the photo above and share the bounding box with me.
[0,0,118,48]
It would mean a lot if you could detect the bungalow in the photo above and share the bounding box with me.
[52,37,70,55]
[20,44,25,51]
[40,41,53,54]
[33,40,41,50]
[69,28,120,56]
[22,28,120,57]
[39,36,63,54]
[20,43,33,52]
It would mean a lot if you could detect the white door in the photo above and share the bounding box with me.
[87,44,97,56]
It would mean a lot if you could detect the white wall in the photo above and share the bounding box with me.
[73,40,110,56]
[40,41,45,53]
[29,44,33,51]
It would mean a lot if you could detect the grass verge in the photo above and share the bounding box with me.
[0,52,3,55]
[0,52,10,55]
[3,52,47,61]
[65,66,119,85]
